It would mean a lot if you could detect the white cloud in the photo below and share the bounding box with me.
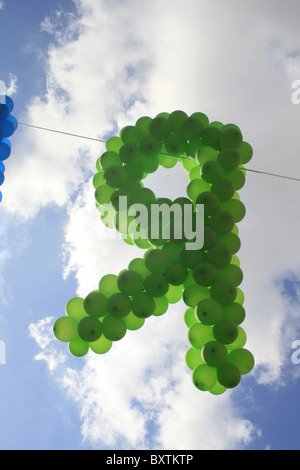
[13,0,300,449]
[0,2,5,11]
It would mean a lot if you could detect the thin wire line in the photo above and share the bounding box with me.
[16,121,300,182]
[17,122,106,143]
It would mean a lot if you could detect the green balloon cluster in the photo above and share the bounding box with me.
[53,111,254,394]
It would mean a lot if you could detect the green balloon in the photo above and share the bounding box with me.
[120,125,142,145]
[223,169,245,191]
[183,283,210,307]
[196,191,221,216]
[104,165,127,188]
[218,148,241,171]
[201,161,224,183]
[180,247,205,269]
[123,310,145,330]
[117,270,143,296]
[53,316,78,342]
[144,249,169,274]
[187,179,209,201]
[209,381,227,395]
[77,316,103,343]
[66,297,89,323]
[128,258,151,280]
[211,178,235,201]
[119,143,140,164]
[218,232,241,254]
[140,135,161,156]
[83,291,108,318]
[193,262,219,287]
[217,264,243,286]
[201,127,221,150]
[221,199,246,223]
[95,185,115,205]
[195,299,223,325]
[149,116,171,140]
[165,284,183,304]
[100,151,122,170]
[135,116,151,136]
[98,274,120,297]
[139,153,159,173]
[221,302,245,325]
[220,126,243,149]
[106,136,123,153]
[101,315,127,341]
[202,227,218,251]
[123,163,144,181]
[131,292,155,318]
[209,210,235,235]
[213,319,238,345]
[238,141,253,164]
[152,296,169,316]
[190,112,209,128]
[227,326,247,350]
[165,261,188,285]
[217,363,241,389]
[196,146,218,165]
[201,341,228,367]
[107,293,131,318]
[158,153,178,169]
[185,347,204,370]
[93,171,105,189]
[164,133,186,156]
[227,348,255,375]
[192,364,217,391]
[144,273,169,298]
[210,279,237,305]
[180,116,204,141]
[168,110,188,133]
[69,337,89,357]
[205,245,232,269]
[89,334,112,354]
[186,139,203,159]
[184,307,198,327]
[162,242,184,263]
[188,323,214,349]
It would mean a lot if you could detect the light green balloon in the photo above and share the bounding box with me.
[152,296,169,316]
[53,316,78,342]
[165,284,183,304]
[98,274,120,297]
[185,347,204,370]
[192,364,217,391]
[183,283,210,308]
[123,311,145,330]
[184,307,198,327]
[188,323,214,349]
[66,297,89,323]
[69,337,89,357]
[89,334,112,354]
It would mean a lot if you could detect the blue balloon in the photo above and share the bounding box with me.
[0,161,5,173]
[0,171,4,186]
[0,96,14,119]
[0,138,11,161]
[0,115,17,138]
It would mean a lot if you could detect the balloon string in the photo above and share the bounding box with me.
[16,121,300,182]
[16,122,107,143]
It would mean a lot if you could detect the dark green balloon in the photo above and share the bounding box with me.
[84,291,108,318]
[117,270,144,296]
[217,362,241,389]
[144,273,169,297]
[104,165,127,188]
[78,316,103,343]
[131,292,155,318]
[149,116,171,140]
[165,261,188,285]
[210,279,237,305]
[101,315,127,341]
[193,262,218,287]
[213,319,238,344]
[107,293,131,318]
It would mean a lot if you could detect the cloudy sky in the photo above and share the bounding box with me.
[1,0,300,450]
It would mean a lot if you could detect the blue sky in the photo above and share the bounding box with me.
[1,0,300,451]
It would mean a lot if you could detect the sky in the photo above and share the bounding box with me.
[0,0,300,451]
